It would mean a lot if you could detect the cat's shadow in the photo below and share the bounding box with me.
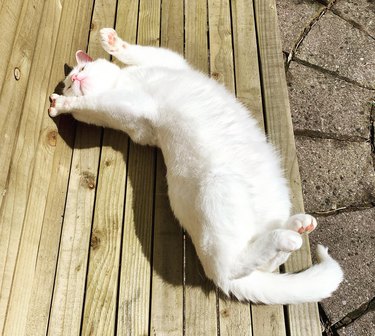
[53,112,215,297]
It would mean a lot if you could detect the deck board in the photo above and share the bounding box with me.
[149,0,185,334]
[0,0,321,334]
[0,0,47,327]
[184,1,218,335]
[208,1,253,334]
[117,2,160,335]
[253,0,321,335]
[0,2,47,317]
[79,2,123,334]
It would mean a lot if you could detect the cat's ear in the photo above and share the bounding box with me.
[64,63,73,77]
[75,50,93,65]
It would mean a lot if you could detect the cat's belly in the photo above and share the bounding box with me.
[166,173,201,235]
[166,165,291,241]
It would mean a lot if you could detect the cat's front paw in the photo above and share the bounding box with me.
[48,93,67,117]
[285,213,317,234]
[100,28,126,54]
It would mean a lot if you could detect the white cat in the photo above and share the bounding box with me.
[49,28,343,304]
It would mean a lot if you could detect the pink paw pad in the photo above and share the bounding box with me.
[297,222,315,234]
[108,32,116,46]
[287,214,317,235]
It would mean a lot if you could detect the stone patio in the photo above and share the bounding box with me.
[277,0,375,335]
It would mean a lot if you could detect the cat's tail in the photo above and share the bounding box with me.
[228,244,343,304]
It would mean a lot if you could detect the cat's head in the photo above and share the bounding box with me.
[62,50,120,96]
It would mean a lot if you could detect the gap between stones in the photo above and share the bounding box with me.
[332,296,375,331]
[312,203,375,217]
[319,295,374,335]
[294,129,370,143]
[292,57,375,91]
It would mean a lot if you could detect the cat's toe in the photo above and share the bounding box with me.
[286,214,317,234]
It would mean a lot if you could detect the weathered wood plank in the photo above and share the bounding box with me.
[251,305,287,336]
[0,0,24,93]
[0,0,46,210]
[74,1,125,335]
[184,1,218,335]
[150,154,184,335]
[230,0,263,125]
[42,2,101,335]
[149,0,184,334]
[232,0,287,334]
[117,144,155,336]
[207,0,235,90]
[0,1,46,306]
[253,0,321,335]
[116,1,160,334]
[48,125,101,336]
[184,0,209,74]
[24,118,75,336]
[207,0,253,334]
[0,0,60,333]
[15,0,97,333]
[82,130,128,336]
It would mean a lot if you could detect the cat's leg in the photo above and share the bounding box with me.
[254,214,318,272]
[230,229,302,279]
[49,92,158,145]
[99,28,189,69]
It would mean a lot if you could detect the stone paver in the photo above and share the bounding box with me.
[309,208,375,324]
[333,0,375,39]
[295,137,375,213]
[296,10,375,89]
[287,61,373,139]
[337,310,375,336]
[275,0,324,53]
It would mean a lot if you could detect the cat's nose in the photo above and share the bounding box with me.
[71,74,78,81]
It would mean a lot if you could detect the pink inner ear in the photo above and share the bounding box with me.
[75,50,93,64]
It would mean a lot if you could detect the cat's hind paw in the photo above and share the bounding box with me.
[273,230,303,252]
[100,28,127,54]
[285,213,317,234]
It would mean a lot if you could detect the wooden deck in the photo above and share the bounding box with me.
[0,0,321,335]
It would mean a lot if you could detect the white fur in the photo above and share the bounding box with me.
[49,28,343,304]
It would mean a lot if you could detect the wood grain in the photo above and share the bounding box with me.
[116,1,160,334]
[43,1,102,335]
[0,0,48,209]
[0,0,25,93]
[74,1,125,335]
[184,1,218,335]
[0,3,46,314]
[0,0,64,333]
[19,0,96,333]
[149,0,184,334]
[253,0,321,334]
[207,0,253,334]
[231,0,263,125]
[82,130,128,336]
[48,125,101,336]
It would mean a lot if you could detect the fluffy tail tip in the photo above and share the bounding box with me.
[316,244,330,261]
[316,243,344,283]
